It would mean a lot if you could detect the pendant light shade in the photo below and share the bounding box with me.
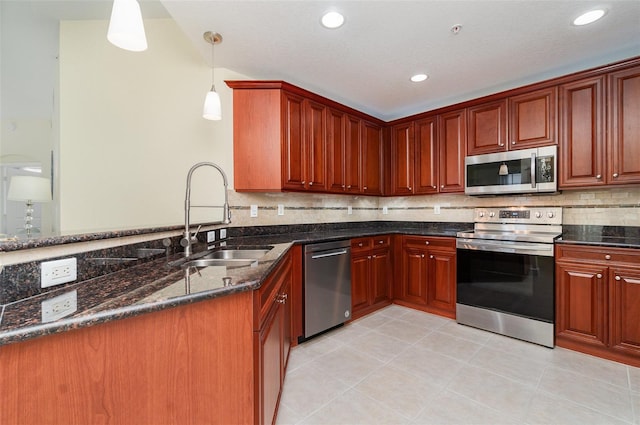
[203,31,222,121]
[203,88,222,120]
[107,0,148,52]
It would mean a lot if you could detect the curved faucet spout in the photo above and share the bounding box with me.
[182,162,231,257]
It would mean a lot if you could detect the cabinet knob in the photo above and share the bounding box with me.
[605,255,611,260]
[596,174,602,179]
[309,182,313,186]
[372,255,377,258]
[301,180,306,185]
[408,187,412,191]
[364,186,368,190]
[421,254,425,258]
[425,241,430,245]
[430,255,434,259]
[596,273,603,279]
[615,276,621,281]
[499,143,505,147]
[358,243,363,247]
[511,141,516,145]
[613,173,619,178]
[276,293,288,304]
[347,185,352,189]
[342,185,346,189]
[440,185,445,189]
[432,185,437,189]
[378,240,384,244]
[368,255,372,259]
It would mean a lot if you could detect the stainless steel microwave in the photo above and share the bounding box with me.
[465,146,558,195]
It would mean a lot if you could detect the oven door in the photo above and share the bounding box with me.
[456,239,554,323]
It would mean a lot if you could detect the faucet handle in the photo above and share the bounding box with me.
[191,224,203,240]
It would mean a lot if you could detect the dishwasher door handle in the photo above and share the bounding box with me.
[311,249,348,259]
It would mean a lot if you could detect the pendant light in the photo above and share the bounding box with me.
[107,0,148,52]
[203,31,222,121]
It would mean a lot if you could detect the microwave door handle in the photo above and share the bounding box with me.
[531,152,537,188]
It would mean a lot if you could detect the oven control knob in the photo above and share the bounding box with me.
[547,211,555,218]
[489,212,495,217]
[478,212,485,217]
[535,211,542,218]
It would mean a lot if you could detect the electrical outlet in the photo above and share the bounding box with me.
[250,205,258,218]
[348,206,353,215]
[41,290,77,323]
[41,258,77,288]
[277,204,285,216]
[220,228,227,239]
[434,205,441,214]
[382,206,389,215]
[207,230,216,243]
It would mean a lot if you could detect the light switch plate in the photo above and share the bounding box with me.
[220,228,227,239]
[207,230,216,243]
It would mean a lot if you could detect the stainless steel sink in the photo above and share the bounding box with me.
[181,258,257,269]
[203,248,271,260]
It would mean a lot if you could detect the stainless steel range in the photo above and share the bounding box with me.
[456,207,562,347]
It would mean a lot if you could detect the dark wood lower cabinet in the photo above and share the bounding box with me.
[351,236,393,320]
[395,236,457,319]
[555,244,640,367]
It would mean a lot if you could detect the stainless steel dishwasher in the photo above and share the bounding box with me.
[304,240,352,338]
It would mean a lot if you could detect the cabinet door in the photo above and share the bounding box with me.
[345,115,362,193]
[559,77,606,188]
[401,246,429,306]
[555,262,608,349]
[351,253,371,315]
[609,267,640,356]
[361,121,384,195]
[391,122,414,195]
[608,66,640,185]
[371,249,392,306]
[258,303,283,425]
[327,108,346,192]
[508,87,557,150]
[304,99,327,191]
[427,249,456,314]
[414,117,439,194]
[467,100,507,155]
[282,92,306,189]
[281,276,292,371]
[438,109,466,193]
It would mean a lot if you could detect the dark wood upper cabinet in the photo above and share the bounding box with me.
[467,100,507,155]
[390,122,414,195]
[361,120,384,196]
[303,99,328,191]
[608,65,640,185]
[282,92,306,190]
[508,87,557,150]
[345,115,363,194]
[559,76,606,188]
[414,117,439,194]
[327,108,346,192]
[438,109,466,193]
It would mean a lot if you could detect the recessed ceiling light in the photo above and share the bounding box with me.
[411,74,428,82]
[573,9,606,26]
[321,11,345,29]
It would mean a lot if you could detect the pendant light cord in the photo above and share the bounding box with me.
[210,39,216,91]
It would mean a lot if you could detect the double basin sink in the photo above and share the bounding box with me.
[179,247,273,269]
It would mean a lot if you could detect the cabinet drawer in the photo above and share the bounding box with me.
[403,236,456,251]
[371,235,391,249]
[556,244,640,266]
[351,237,372,253]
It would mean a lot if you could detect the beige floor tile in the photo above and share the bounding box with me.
[392,345,465,388]
[547,347,631,390]
[415,330,483,362]
[538,366,635,423]
[525,391,631,425]
[396,309,451,330]
[436,320,493,345]
[349,330,412,363]
[275,403,305,425]
[353,311,394,329]
[300,387,412,425]
[414,390,519,425]
[629,365,640,394]
[485,332,556,363]
[311,345,385,387]
[376,304,415,319]
[632,392,639,424]
[324,321,373,345]
[374,318,432,343]
[280,362,350,418]
[446,365,536,422]
[354,365,443,420]
[469,345,548,385]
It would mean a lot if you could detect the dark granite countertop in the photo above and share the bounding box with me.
[557,225,640,249]
[0,222,470,347]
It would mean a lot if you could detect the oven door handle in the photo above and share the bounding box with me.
[456,238,554,256]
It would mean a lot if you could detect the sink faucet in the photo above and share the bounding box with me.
[181,162,231,257]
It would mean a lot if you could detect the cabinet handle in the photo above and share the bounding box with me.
[615,276,621,281]
[276,293,288,304]
[425,241,430,245]
[596,174,602,179]
[605,255,611,260]
[596,274,603,279]
[613,173,619,178]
